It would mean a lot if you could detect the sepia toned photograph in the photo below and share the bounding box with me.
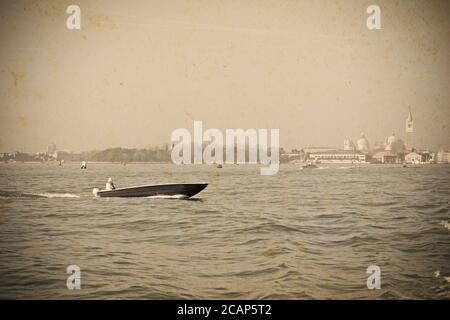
[0,0,449,305]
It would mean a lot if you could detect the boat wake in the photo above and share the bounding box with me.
[32,193,80,198]
[0,190,80,199]
[145,194,188,199]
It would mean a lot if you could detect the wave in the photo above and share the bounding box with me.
[433,270,450,283]
[439,220,450,231]
[362,201,398,207]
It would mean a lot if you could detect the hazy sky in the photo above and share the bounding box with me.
[1,0,449,153]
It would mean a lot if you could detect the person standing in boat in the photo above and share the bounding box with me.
[106,177,116,190]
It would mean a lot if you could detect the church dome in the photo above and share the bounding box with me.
[387,134,398,145]
[356,133,370,151]
[343,139,355,151]
[385,133,405,153]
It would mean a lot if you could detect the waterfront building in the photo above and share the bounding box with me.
[405,152,422,164]
[308,150,368,163]
[302,147,339,155]
[436,150,450,163]
[372,151,402,164]
[281,150,305,163]
[405,151,434,164]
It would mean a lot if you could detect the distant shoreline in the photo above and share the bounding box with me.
[0,161,172,165]
[2,161,448,166]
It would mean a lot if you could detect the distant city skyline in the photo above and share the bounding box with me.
[0,107,442,154]
[1,0,449,153]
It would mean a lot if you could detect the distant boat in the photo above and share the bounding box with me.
[300,162,318,170]
[92,183,208,198]
[81,161,87,169]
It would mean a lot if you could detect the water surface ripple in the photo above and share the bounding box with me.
[0,163,449,299]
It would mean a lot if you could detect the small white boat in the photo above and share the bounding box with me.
[300,162,318,170]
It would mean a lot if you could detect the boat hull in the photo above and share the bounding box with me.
[96,183,208,198]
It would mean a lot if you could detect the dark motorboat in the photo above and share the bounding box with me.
[93,183,208,198]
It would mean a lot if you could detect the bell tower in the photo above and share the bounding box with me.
[405,107,413,151]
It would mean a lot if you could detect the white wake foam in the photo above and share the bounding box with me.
[33,193,80,198]
[145,194,188,199]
